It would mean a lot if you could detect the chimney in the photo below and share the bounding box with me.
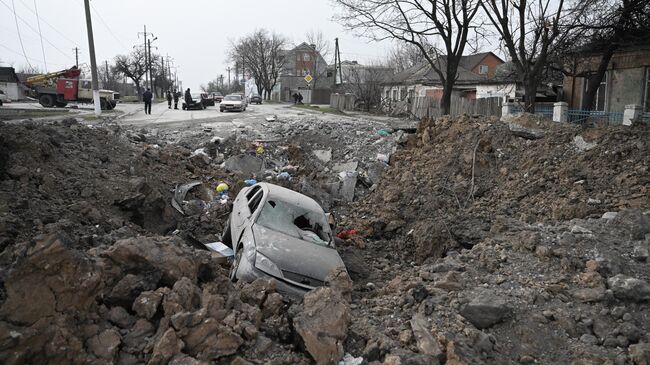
[310,44,316,50]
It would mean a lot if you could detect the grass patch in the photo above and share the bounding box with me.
[292,104,344,115]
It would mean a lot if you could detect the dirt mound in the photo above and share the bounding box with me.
[347,114,649,261]
[0,234,313,364]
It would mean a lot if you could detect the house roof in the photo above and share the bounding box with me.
[383,52,507,86]
[0,67,20,83]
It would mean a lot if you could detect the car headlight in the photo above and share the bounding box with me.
[254,252,283,278]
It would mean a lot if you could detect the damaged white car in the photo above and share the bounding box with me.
[223,182,346,298]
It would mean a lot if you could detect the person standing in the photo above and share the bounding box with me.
[184,88,192,110]
[143,88,153,115]
[173,90,179,109]
[166,90,172,109]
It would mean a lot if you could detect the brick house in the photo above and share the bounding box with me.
[273,42,332,103]
[563,42,650,112]
[382,52,511,102]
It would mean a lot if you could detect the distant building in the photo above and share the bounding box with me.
[334,60,393,85]
[274,42,332,103]
[563,40,650,112]
[0,67,27,100]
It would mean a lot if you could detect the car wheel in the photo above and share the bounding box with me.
[220,109,224,112]
[229,244,243,281]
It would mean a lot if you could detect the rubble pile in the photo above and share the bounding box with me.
[336,114,650,364]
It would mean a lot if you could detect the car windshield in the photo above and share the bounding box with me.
[224,95,240,101]
[256,198,332,246]
[191,94,202,99]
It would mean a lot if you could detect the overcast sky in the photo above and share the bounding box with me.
[0,0,396,90]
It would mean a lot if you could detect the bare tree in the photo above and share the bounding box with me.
[306,30,330,89]
[231,29,287,100]
[114,48,147,101]
[482,0,591,112]
[385,43,425,73]
[341,62,391,112]
[335,0,482,115]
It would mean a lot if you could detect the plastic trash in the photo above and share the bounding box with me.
[277,171,291,180]
[256,146,265,154]
[376,153,390,164]
[377,129,392,137]
[216,183,229,193]
[337,229,359,239]
[244,179,257,185]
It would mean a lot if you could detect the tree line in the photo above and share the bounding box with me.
[334,0,650,114]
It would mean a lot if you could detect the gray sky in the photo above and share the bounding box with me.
[0,0,394,90]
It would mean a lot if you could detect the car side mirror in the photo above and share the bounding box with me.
[326,213,337,231]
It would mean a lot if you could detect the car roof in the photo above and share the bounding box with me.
[257,182,324,213]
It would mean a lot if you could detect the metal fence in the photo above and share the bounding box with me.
[508,103,553,119]
[567,109,624,125]
[639,112,650,123]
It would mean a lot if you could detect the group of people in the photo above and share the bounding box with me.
[292,92,304,105]
[141,88,183,115]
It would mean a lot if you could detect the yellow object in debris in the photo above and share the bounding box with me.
[216,183,229,193]
[256,146,265,154]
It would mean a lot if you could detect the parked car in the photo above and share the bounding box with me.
[250,95,263,105]
[0,90,8,106]
[220,94,247,112]
[211,92,223,103]
[182,93,207,110]
[202,92,215,107]
[223,182,346,299]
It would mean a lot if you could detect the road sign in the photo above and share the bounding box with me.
[304,74,313,83]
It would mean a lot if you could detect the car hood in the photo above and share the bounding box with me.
[252,224,345,281]
[223,100,242,104]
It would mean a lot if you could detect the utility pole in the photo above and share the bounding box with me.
[161,56,165,94]
[333,38,342,86]
[73,47,79,67]
[83,0,101,116]
[105,60,109,87]
[148,39,152,92]
[141,26,148,90]
[227,67,231,88]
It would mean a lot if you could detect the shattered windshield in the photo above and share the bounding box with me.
[256,199,332,246]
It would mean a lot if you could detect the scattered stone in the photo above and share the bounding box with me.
[87,328,121,361]
[410,313,444,361]
[460,292,511,329]
[508,123,545,139]
[602,212,618,220]
[573,136,597,152]
[607,275,650,302]
[632,244,649,262]
[132,290,164,319]
[223,154,263,175]
[293,287,350,365]
[628,343,650,365]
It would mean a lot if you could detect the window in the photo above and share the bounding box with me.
[303,53,311,61]
[386,90,390,100]
[408,89,415,99]
[400,88,406,100]
[478,64,489,75]
[584,72,608,111]
[644,67,650,112]
[246,186,261,201]
[248,190,263,213]
[392,89,397,100]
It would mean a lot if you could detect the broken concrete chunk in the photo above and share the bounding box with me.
[332,161,358,173]
[223,154,263,175]
[338,171,358,202]
[313,149,332,163]
[573,135,597,151]
[508,123,545,140]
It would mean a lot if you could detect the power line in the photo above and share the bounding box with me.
[0,0,75,61]
[16,0,83,50]
[32,0,47,71]
[10,0,32,69]
[89,1,130,53]
[0,42,68,67]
